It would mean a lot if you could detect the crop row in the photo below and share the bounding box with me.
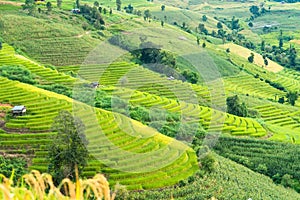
[0,77,198,190]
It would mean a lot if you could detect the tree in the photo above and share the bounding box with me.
[217,22,223,29]
[46,2,52,12]
[202,42,206,48]
[264,58,269,67]
[76,0,80,8]
[288,46,297,67]
[23,0,36,15]
[281,174,294,188]
[261,40,265,51]
[0,41,2,50]
[144,9,151,21]
[161,20,164,27]
[230,16,240,30]
[226,95,248,117]
[196,37,200,45]
[48,110,89,185]
[94,1,99,7]
[279,38,283,49]
[199,152,216,173]
[181,70,199,84]
[278,96,285,104]
[116,0,121,11]
[248,52,254,63]
[57,0,62,8]
[286,91,298,106]
[198,23,208,35]
[161,5,165,11]
[248,22,253,27]
[202,15,207,22]
[249,5,260,16]
[124,4,133,13]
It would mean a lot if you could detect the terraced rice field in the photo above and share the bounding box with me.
[58,61,267,137]
[0,44,76,86]
[224,74,285,99]
[254,104,300,143]
[224,48,300,93]
[0,77,198,190]
[101,86,267,137]
[59,62,227,107]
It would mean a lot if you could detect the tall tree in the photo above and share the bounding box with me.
[279,38,283,49]
[57,0,62,8]
[286,91,298,106]
[226,95,248,117]
[249,5,260,16]
[217,22,223,29]
[264,58,269,67]
[48,110,89,185]
[248,53,254,63]
[161,5,165,11]
[261,40,265,51]
[23,0,36,15]
[94,1,99,7]
[144,9,151,21]
[116,0,121,11]
[76,0,80,8]
[46,2,52,12]
[288,46,297,67]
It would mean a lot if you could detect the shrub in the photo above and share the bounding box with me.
[199,152,216,173]
[0,65,37,84]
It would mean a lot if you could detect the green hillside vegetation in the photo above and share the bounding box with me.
[128,154,300,200]
[1,0,300,198]
[0,10,99,66]
[214,136,300,192]
[0,76,198,190]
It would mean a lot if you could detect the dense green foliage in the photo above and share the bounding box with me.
[214,137,300,192]
[0,65,37,84]
[0,156,27,183]
[128,155,300,199]
[1,0,300,198]
[226,95,248,117]
[48,110,89,185]
[38,84,72,97]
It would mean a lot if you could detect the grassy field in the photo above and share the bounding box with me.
[220,43,284,73]
[0,10,100,66]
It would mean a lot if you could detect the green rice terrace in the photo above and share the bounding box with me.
[0,0,300,199]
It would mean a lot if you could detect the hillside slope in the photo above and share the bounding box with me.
[0,76,198,190]
[128,154,300,200]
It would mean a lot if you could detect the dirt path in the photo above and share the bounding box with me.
[0,0,22,6]
[76,31,91,38]
[0,103,12,107]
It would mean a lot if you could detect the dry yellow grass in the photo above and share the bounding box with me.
[0,0,22,6]
[291,40,300,45]
[0,169,116,200]
[220,43,284,73]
